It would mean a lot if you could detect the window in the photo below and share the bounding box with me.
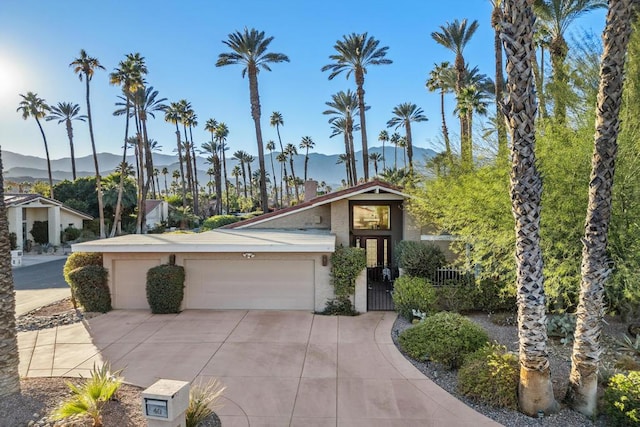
[352,205,390,230]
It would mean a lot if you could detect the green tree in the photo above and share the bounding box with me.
[322,33,392,180]
[46,102,86,180]
[17,92,53,198]
[386,102,428,173]
[217,28,290,212]
[426,62,454,161]
[70,49,106,238]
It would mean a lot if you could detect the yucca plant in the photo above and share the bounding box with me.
[617,334,640,356]
[186,378,226,427]
[51,363,123,427]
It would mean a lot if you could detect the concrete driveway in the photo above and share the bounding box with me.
[18,310,499,426]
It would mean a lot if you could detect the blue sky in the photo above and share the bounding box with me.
[0,0,606,161]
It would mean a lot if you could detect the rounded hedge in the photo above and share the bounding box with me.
[399,311,489,369]
[394,241,446,279]
[64,252,103,284]
[67,265,111,313]
[146,264,185,314]
[392,275,437,320]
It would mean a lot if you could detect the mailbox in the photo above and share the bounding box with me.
[142,379,190,427]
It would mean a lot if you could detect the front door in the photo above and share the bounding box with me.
[355,236,395,311]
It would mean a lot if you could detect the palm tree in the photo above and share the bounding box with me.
[378,130,389,170]
[176,100,195,205]
[390,132,401,170]
[431,19,479,170]
[501,0,558,416]
[329,118,355,186]
[161,167,169,196]
[490,0,508,159]
[270,111,290,203]
[46,102,86,180]
[284,143,299,201]
[233,150,248,198]
[215,122,230,213]
[70,50,106,238]
[426,61,454,161]
[455,85,491,164]
[164,102,188,208]
[567,0,634,416]
[336,154,352,185]
[322,33,392,181]
[183,109,200,215]
[299,136,314,182]
[205,118,223,214]
[369,152,383,176]
[324,90,361,185]
[0,150,20,397]
[231,165,241,198]
[245,153,255,199]
[217,28,290,212]
[276,152,289,205]
[533,0,607,122]
[17,92,53,198]
[266,140,279,207]
[386,102,428,173]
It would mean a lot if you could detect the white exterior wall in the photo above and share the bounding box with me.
[60,211,86,231]
[330,199,350,247]
[6,207,22,249]
[245,205,331,230]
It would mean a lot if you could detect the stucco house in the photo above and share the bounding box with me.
[72,180,441,312]
[5,194,93,249]
[145,199,170,230]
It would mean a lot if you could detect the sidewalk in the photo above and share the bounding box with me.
[13,254,68,269]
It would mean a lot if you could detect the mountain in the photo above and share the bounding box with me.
[1,146,438,186]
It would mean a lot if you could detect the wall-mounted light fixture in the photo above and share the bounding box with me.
[322,254,328,266]
[242,252,255,259]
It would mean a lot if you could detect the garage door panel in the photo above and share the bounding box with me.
[185,259,314,310]
[113,259,161,309]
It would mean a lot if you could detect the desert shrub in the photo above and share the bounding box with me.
[186,378,226,427]
[399,312,489,369]
[394,241,446,279]
[64,252,103,284]
[433,284,475,313]
[392,276,437,320]
[9,232,17,250]
[63,226,82,242]
[547,313,577,345]
[457,343,519,409]
[330,245,366,297]
[201,215,241,230]
[30,220,49,244]
[604,371,640,426]
[146,264,185,314]
[68,265,111,312]
[320,297,358,316]
[472,279,517,313]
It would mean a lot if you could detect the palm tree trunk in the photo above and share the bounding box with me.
[174,126,187,210]
[355,70,369,180]
[34,117,54,200]
[240,161,247,198]
[110,96,131,237]
[289,158,299,200]
[532,46,548,119]
[65,119,77,180]
[348,125,358,184]
[502,0,558,416]
[493,4,508,160]
[440,90,452,161]
[247,162,253,199]
[0,150,20,397]
[405,120,414,173]
[567,0,634,416]
[85,78,105,238]
[221,143,229,213]
[269,151,278,208]
[276,125,290,204]
[382,140,386,170]
[248,68,269,212]
[189,126,199,215]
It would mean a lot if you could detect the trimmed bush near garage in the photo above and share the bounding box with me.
[392,275,437,320]
[604,371,640,426]
[399,311,489,369]
[67,265,111,312]
[457,343,519,409]
[146,264,185,314]
[64,252,103,283]
[394,241,446,279]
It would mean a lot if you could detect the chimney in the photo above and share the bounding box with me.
[304,180,318,202]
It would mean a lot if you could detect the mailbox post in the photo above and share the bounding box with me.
[142,379,190,427]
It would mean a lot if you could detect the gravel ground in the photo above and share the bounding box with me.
[391,313,630,427]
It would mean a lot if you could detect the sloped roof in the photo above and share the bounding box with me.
[145,200,163,215]
[4,193,93,220]
[226,179,409,229]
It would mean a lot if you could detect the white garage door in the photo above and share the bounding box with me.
[113,258,162,309]
[184,259,314,310]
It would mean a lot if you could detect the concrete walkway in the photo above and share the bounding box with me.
[13,255,70,316]
[18,310,500,426]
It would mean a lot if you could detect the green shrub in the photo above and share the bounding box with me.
[201,215,241,230]
[399,312,489,369]
[63,226,82,242]
[320,297,358,316]
[330,246,366,297]
[68,265,111,312]
[9,232,17,250]
[394,241,445,279]
[457,343,519,409]
[472,279,517,313]
[146,264,185,313]
[433,284,475,313]
[547,313,577,345]
[30,220,49,244]
[392,276,437,320]
[604,371,640,426]
[64,252,103,284]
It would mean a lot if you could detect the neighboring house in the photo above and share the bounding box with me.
[5,193,93,249]
[72,180,437,312]
[145,199,170,230]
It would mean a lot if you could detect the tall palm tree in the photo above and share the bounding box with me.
[276,152,289,205]
[299,136,314,182]
[161,167,169,196]
[369,152,383,176]
[533,0,607,122]
[386,102,428,172]
[217,28,290,212]
[270,111,290,202]
[491,0,508,159]
[567,0,634,416]
[266,140,279,207]
[324,90,361,185]
[284,143,299,201]
[164,102,188,209]
[46,102,86,180]
[108,52,146,237]
[215,122,230,213]
[176,100,195,204]
[0,150,20,397]
[205,118,223,214]
[245,153,255,199]
[231,165,241,198]
[378,130,389,170]
[431,19,479,170]
[322,32,392,181]
[501,0,558,416]
[16,93,53,198]
[70,50,106,238]
[455,85,491,164]
[233,150,248,198]
[390,132,401,170]
[330,119,358,186]
[426,61,454,161]
[336,154,352,185]
[183,109,200,215]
